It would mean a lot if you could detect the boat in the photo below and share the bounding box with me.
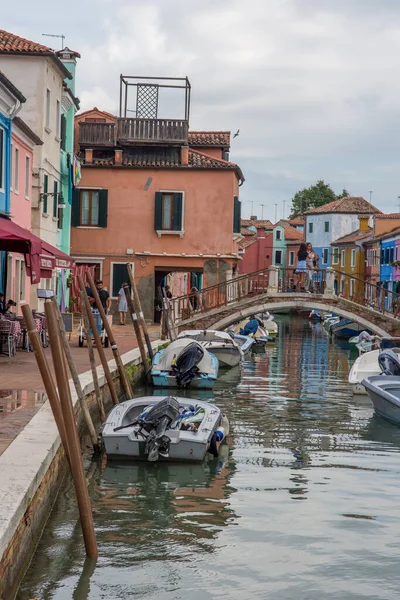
[349,331,380,355]
[350,347,400,395]
[323,315,340,332]
[255,312,278,338]
[363,350,400,425]
[151,338,218,388]
[102,395,228,462]
[227,331,255,355]
[309,310,322,321]
[233,317,274,345]
[177,329,243,367]
[331,318,370,340]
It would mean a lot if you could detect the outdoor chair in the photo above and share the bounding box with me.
[0,320,17,357]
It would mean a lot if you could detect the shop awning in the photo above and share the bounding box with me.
[0,216,73,283]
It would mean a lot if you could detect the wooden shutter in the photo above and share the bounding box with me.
[233,196,241,233]
[53,181,58,218]
[60,115,67,151]
[173,193,183,231]
[154,192,163,230]
[98,189,108,227]
[71,188,81,226]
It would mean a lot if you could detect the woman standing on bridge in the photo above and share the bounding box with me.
[295,243,309,291]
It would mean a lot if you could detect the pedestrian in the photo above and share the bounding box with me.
[305,242,319,291]
[189,286,199,311]
[0,293,4,314]
[94,280,111,313]
[294,243,309,290]
[4,299,16,315]
[118,283,128,325]
[163,284,173,300]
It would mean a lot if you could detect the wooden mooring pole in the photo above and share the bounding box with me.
[86,272,133,400]
[45,301,98,559]
[123,283,149,370]
[126,264,154,360]
[77,275,119,406]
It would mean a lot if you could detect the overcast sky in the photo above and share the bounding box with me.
[4,0,400,221]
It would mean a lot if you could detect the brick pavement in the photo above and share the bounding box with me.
[0,323,161,455]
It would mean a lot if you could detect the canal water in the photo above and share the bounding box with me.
[18,315,400,600]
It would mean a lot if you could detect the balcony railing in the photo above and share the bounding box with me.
[79,122,116,146]
[117,118,188,145]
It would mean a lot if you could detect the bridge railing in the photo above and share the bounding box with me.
[170,267,270,322]
[277,267,327,294]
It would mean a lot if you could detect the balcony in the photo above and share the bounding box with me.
[117,118,188,145]
[79,118,189,147]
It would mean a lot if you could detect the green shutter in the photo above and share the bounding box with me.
[154,192,163,230]
[98,189,108,227]
[53,181,58,218]
[233,196,241,233]
[60,114,67,151]
[71,188,81,226]
[173,192,183,231]
[43,175,48,213]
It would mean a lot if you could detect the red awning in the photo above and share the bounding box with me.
[0,217,73,283]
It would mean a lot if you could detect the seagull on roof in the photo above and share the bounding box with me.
[233,129,240,138]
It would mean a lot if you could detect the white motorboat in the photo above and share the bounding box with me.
[177,329,243,367]
[102,396,229,462]
[349,347,400,395]
[227,331,255,355]
[151,338,218,388]
[363,350,400,425]
[349,331,380,355]
[255,312,278,338]
[233,318,274,344]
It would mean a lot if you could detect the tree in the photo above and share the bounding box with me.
[289,180,349,218]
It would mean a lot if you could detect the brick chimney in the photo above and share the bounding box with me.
[359,215,369,232]
[85,148,93,164]
[180,145,189,165]
[115,149,123,165]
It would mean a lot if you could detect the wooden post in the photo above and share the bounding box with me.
[51,297,100,453]
[77,275,119,406]
[126,264,154,360]
[86,272,133,400]
[80,291,106,423]
[21,304,71,467]
[123,284,148,368]
[45,301,98,559]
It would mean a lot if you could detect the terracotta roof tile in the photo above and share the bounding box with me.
[188,131,230,146]
[241,226,257,236]
[284,227,304,241]
[304,197,381,215]
[331,228,373,245]
[239,236,257,250]
[375,213,400,219]
[241,219,273,229]
[0,29,53,53]
[282,217,304,225]
[372,225,400,242]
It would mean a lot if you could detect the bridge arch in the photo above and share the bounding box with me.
[210,300,391,337]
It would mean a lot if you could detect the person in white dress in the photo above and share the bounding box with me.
[118,284,128,325]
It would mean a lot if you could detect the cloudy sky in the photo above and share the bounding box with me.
[4,0,400,221]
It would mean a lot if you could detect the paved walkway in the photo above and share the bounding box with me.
[0,323,161,455]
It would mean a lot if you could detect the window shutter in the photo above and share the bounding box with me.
[71,188,81,226]
[233,196,241,233]
[53,181,58,218]
[98,189,108,228]
[60,114,67,151]
[173,192,183,231]
[154,192,163,230]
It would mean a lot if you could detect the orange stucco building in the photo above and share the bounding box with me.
[71,104,244,320]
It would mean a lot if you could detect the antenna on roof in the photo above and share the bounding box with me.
[260,204,265,220]
[397,196,400,213]
[369,190,373,203]
[42,33,66,50]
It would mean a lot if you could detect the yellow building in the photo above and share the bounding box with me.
[330,217,372,300]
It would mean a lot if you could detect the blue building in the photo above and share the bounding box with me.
[304,196,380,269]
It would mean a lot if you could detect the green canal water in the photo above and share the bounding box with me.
[18,315,400,599]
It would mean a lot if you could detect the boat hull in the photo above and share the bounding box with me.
[363,376,400,425]
[151,372,217,388]
[210,347,241,367]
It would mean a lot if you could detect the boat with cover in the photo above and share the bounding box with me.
[255,312,279,337]
[102,396,228,462]
[227,331,255,355]
[151,338,218,388]
[349,347,400,394]
[309,310,323,321]
[177,329,243,367]
[331,318,369,340]
[233,317,274,345]
[363,350,400,425]
[349,331,380,355]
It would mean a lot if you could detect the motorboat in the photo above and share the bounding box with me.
[255,312,278,338]
[331,318,369,340]
[177,329,243,367]
[323,315,340,332]
[349,331,380,355]
[233,318,274,345]
[363,350,400,425]
[350,347,400,395]
[102,396,229,462]
[309,310,322,321]
[226,331,255,355]
[151,338,218,388]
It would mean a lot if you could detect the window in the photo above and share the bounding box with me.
[380,248,384,265]
[396,247,399,261]
[56,100,61,138]
[351,249,357,267]
[25,156,30,198]
[340,278,344,294]
[390,247,394,264]
[385,248,390,264]
[289,251,295,266]
[154,192,183,231]
[324,221,329,233]
[0,127,4,191]
[332,247,339,265]
[274,250,282,265]
[43,174,48,213]
[53,180,58,218]
[350,279,355,297]
[322,248,329,265]
[60,114,67,151]
[14,147,19,193]
[275,229,281,240]
[233,196,241,233]
[71,188,108,228]
[308,222,313,234]
[45,89,51,129]
[341,250,345,267]
[111,263,134,297]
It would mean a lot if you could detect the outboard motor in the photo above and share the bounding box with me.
[136,397,180,461]
[378,350,400,376]
[172,342,204,387]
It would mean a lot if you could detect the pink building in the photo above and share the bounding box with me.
[7,117,42,313]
